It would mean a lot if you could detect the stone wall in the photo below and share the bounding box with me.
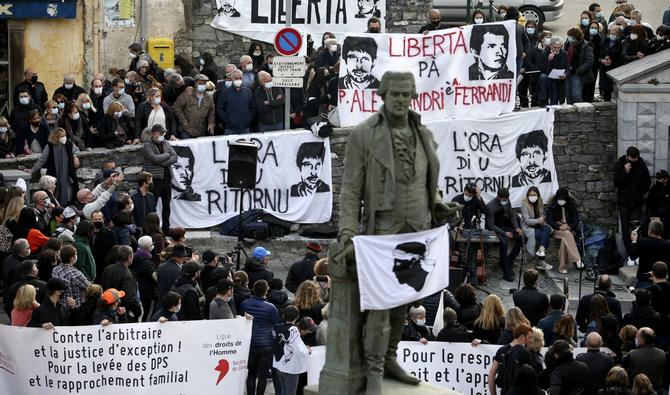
[329,102,619,230]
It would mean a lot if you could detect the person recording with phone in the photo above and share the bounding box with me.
[451,183,489,285]
[629,219,670,289]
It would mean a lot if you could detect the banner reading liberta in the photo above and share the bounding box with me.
[429,109,559,207]
[210,0,385,44]
[337,21,517,127]
[167,130,332,228]
[0,319,252,395]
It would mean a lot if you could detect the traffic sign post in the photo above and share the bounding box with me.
[272,56,305,88]
[274,27,302,57]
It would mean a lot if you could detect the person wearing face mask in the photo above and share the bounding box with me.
[486,188,525,282]
[623,10,654,40]
[43,100,60,130]
[124,70,147,110]
[401,304,434,343]
[128,43,145,72]
[151,291,182,322]
[497,4,509,21]
[303,67,332,120]
[471,9,486,25]
[520,187,553,269]
[90,210,118,283]
[367,16,382,33]
[563,28,594,105]
[622,24,649,63]
[546,187,582,274]
[98,101,135,148]
[419,9,446,33]
[58,102,91,150]
[54,73,85,103]
[30,128,80,205]
[621,327,665,392]
[135,87,177,141]
[583,21,603,103]
[76,93,99,135]
[89,79,106,121]
[9,89,39,136]
[0,117,16,159]
[130,172,156,229]
[254,71,285,132]
[260,54,275,76]
[577,11,594,41]
[315,38,340,70]
[239,55,257,90]
[598,26,624,101]
[173,73,216,138]
[15,109,49,156]
[217,69,256,135]
[518,25,544,108]
[247,42,265,72]
[505,7,530,76]
[13,68,49,112]
[143,124,178,233]
[103,78,135,117]
[589,3,608,34]
[31,190,53,237]
[132,236,159,322]
[451,183,489,284]
[649,25,670,54]
[135,59,161,93]
[305,34,317,60]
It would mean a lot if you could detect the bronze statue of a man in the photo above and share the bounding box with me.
[338,71,443,394]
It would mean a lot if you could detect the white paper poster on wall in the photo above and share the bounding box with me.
[337,21,518,127]
[0,319,252,395]
[210,0,386,44]
[166,130,332,229]
[428,109,559,207]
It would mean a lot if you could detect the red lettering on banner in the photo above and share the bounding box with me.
[388,30,469,58]
[453,82,513,105]
[409,90,445,112]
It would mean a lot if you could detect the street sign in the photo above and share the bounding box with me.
[273,56,306,78]
[272,77,303,88]
[274,27,302,56]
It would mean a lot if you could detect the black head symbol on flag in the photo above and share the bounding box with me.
[392,241,431,291]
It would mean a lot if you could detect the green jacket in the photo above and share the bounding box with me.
[74,234,96,281]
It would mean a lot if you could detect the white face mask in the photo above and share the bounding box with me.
[57,102,65,109]
[264,82,274,89]
[557,199,566,206]
[416,319,426,326]
[153,97,161,105]
[527,28,536,35]
[590,28,599,36]
[224,80,233,88]
[129,52,137,58]
[233,79,243,88]
[114,111,123,118]
[528,196,538,203]
[267,64,273,70]
[499,12,506,18]
[124,78,131,85]
[581,18,590,26]
[156,135,165,143]
[117,88,125,95]
[499,199,509,206]
[199,58,205,65]
[543,37,552,46]
[253,51,261,57]
[197,84,206,93]
[474,18,484,24]
[71,112,80,120]
[245,63,253,71]
[58,136,67,144]
[0,127,7,133]
[19,97,30,105]
[463,195,473,202]
[630,33,638,40]
[596,11,603,18]
[64,83,74,89]
[82,103,91,110]
[128,204,134,212]
[330,44,338,52]
[50,107,59,115]
[93,87,103,95]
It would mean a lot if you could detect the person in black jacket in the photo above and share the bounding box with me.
[58,101,92,150]
[519,29,548,108]
[172,260,204,321]
[402,304,435,343]
[546,187,582,274]
[436,307,472,342]
[583,20,603,103]
[98,101,135,148]
[131,236,158,322]
[90,210,117,283]
[255,71,285,132]
[599,26,625,102]
[564,27,594,104]
[452,183,488,284]
[576,332,615,391]
[486,188,523,282]
[285,242,321,294]
[512,269,549,326]
[100,245,142,322]
[244,247,274,288]
[613,146,651,256]
[134,87,177,140]
[13,68,49,112]
[575,275,623,332]
[53,74,86,103]
[0,116,15,159]
[538,37,568,106]
[649,262,670,348]
[3,260,46,316]
[548,340,593,394]
[630,219,670,288]
[92,288,128,325]
[199,52,219,83]
[645,170,670,236]
[15,109,49,155]
[623,289,662,333]
[622,24,649,64]
[28,277,72,328]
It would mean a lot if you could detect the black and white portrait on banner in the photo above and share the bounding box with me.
[338,36,380,90]
[166,131,332,228]
[353,226,450,311]
[290,142,331,197]
[216,0,240,17]
[356,0,382,18]
[337,22,518,127]
[468,24,514,80]
[512,129,552,188]
[434,109,558,208]
[172,145,202,202]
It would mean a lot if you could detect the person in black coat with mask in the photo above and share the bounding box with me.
[548,340,593,394]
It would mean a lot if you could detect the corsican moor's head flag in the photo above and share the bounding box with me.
[353,225,451,311]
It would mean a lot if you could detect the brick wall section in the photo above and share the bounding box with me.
[330,102,619,230]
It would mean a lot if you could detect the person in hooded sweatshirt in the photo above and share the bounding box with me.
[244,247,274,289]
[267,278,290,310]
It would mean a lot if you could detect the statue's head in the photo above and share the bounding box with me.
[377,71,417,118]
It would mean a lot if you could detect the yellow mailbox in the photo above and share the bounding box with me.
[147,38,174,69]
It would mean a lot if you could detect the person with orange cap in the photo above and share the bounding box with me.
[93,288,127,325]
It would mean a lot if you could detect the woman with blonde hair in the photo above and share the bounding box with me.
[632,373,655,395]
[38,175,60,208]
[293,280,325,325]
[43,100,60,130]
[98,101,134,148]
[528,327,545,371]
[520,186,553,269]
[76,93,99,133]
[30,127,80,205]
[316,303,329,346]
[498,306,531,344]
[135,87,177,141]
[11,284,39,326]
[0,116,15,159]
[3,195,25,237]
[473,294,505,344]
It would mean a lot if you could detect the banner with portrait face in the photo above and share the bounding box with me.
[210,0,385,44]
[428,109,558,207]
[337,21,518,127]
[166,131,332,229]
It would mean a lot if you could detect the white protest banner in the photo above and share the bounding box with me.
[337,21,517,127]
[308,343,605,394]
[167,130,332,228]
[429,109,559,207]
[353,225,450,311]
[0,318,252,395]
[210,0,385,44]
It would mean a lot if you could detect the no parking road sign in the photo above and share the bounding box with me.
[274,27,302,56]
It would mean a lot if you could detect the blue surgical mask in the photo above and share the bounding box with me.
[581,18,590,26]
[463,195,473,202]
[609,34,618,41]
[197,84,206,93]
[224,80,233,88]
[590,28,599,36]
[527,28,536,35]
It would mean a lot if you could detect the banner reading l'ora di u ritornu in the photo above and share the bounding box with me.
[210,0,386,44]
[337,21,518,127]
[0,319,252,395]
[353,225,450,311]
[167,130,332,228]
[429,108,559,207]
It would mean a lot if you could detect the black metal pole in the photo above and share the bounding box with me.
[235,188,244,271]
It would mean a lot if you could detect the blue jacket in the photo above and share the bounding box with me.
[240,296,281,347]
[664,8,670,27]
[216,86,256,132]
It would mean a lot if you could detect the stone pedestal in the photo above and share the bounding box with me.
[305,379,463,395]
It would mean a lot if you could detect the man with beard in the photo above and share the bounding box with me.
[512,130,552,187]
[338,36,380,90]
[355,0,381,18]
[172,145,201,201]
[290,142,330,197]
[217,0,240,17]
[419,9,448,34]
[469,24,514,80]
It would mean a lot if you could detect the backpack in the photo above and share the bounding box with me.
[494,345,520,392]
[0,224,13,254]
[273,323,292,362]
